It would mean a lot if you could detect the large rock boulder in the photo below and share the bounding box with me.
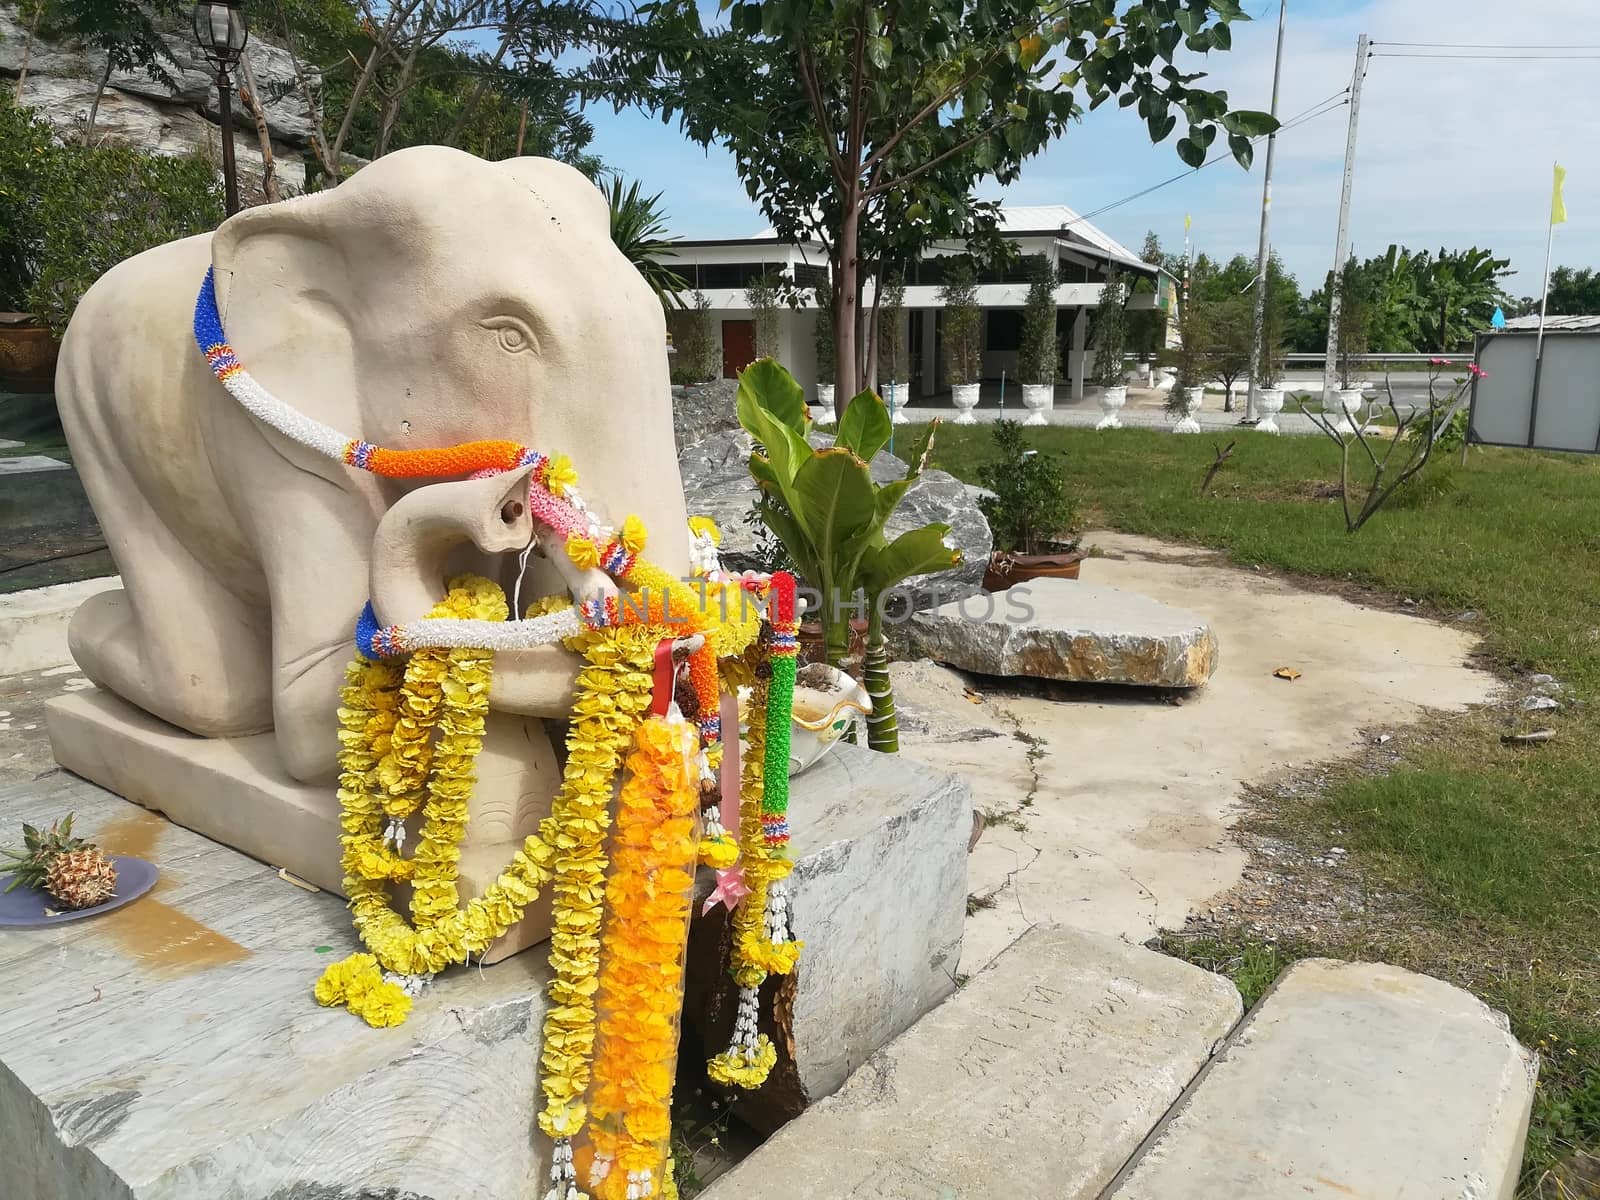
[901,577,1219,688]
[1,7,316,202]
[678,427,991,609]
[671,377,740,452]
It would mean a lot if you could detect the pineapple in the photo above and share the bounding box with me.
[2,814,118,910]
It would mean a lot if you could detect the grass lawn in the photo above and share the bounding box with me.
[915,422,1600,1195]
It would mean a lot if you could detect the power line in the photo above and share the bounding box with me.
[1064,89,1350,227]
[1371,51,1600,60]
[1372,41,1600,50]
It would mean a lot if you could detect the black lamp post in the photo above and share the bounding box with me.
[192,0,249,216]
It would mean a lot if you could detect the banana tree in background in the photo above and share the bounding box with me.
[736,359,960,753]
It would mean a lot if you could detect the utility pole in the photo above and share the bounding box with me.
[1321,34,1370,402]
[1245,0,1288,423]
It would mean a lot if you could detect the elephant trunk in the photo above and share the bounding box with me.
[369,466,615,628]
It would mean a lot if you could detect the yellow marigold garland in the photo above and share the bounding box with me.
[584,716,699,1199]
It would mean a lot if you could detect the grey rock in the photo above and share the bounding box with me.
[902,577,1219,688]
[1109,959,1537,1200]
[1521,695,1560,712]
[672,377,740,452]
[687,741,971,1131]
[705,925,1242,1199]
[677,428,991,608]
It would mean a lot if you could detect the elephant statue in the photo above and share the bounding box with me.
[49,146,689,954]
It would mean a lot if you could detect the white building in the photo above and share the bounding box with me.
[662,204,1176,401]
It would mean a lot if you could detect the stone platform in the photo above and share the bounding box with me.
[2,739,970,1198]
[901,577,1218,687]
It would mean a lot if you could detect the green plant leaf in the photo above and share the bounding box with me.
[1221,109,1279,138]
[792,448,881,570]
[737,358,808,432]
[1175,135,1205,168]
[835,390,892,463]
[867,35,891,69]
[1228,132,1254,169]
[860,523,962,596]
[902,419,940,481]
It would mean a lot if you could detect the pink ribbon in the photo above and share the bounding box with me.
[701,691,749,916]
[701,865,749,916]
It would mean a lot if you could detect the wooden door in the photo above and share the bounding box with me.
[722,320,756,379]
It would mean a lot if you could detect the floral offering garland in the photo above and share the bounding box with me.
[202,267,810,1197]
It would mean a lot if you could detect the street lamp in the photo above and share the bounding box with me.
[192,0,249,216]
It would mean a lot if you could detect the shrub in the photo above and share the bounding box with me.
[977,420,1080,555]
[745,270,784,361]
[938,258,981,386]
[668,290,718,384]
[1,95,223,336]
[875,270,906,386]
[813,283,835,385]
[1091,267,1129,388]
[1018,255,1058,386]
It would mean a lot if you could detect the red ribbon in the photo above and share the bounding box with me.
[650,637,678,717]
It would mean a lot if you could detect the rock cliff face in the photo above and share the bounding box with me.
[0,2,319,201]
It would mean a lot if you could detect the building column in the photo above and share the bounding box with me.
[919,309,938,397]
[1070,306,1087,402]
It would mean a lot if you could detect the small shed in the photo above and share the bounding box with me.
[1470,314,1600,453]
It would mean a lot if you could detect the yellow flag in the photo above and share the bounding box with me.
[1184,213,1192,233]
[1552,163,1568,226]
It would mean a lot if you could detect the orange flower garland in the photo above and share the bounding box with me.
[584,716,700,1199]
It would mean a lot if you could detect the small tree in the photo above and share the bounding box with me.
[1207,295,1255,412]
[608,175,687,310]
[938,258,981,387]
[745,270,784,361]
[978,421,1079,555]
[1165,289,1208,418]
[1018,255,1058,387]
[52,0,178,141]
[667,290,717,385]
[1254,270,1286,389]
[1333,256,1371,388]
[1092,267,1129,389]
[875,271,906,391]
[813,283,835,386]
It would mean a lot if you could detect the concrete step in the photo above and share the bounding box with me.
[0,577,119,676]
[900,577,1219,688]
[1107,957,1538,1200]
[703,923,1244,1199]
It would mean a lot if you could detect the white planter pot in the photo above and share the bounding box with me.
[1256,387,1285,434]
[1095,384,1127,430]
[950,381,981,425]
[1325,386,1363,434]
[811,382,836,426]
[883,382,911,424]
[1173,385,1203,434]
[1153,371,1177,393]
[1021,383,1054,427]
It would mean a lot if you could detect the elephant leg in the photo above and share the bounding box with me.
[253,487,377,787]
[67,469,273,739]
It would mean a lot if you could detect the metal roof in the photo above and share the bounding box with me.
[1500,314,1600,332]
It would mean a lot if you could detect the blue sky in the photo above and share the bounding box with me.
[581,0,1599,295]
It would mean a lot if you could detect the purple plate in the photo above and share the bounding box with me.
[0,856,159,927]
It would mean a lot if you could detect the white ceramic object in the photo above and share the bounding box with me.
[789,663,873,775]
[1327,386,1363,434]
[1173,385,1203,434]
[1256,387,1285,434]
[1021,383,1054,426]
[951,382,980,425]
[813,383,835,426]
[1095,384,1127,430]
[882,381,911,424]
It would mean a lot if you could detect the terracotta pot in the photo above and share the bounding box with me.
[0,315,58,393]
[983,550,1086,592]
[798,617,868,666]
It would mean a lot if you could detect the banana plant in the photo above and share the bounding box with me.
[735,358,962,753]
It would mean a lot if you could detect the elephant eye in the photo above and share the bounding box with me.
[482,316,538,355]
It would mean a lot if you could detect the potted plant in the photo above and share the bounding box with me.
[1165,292,1206,433]
[1018,255,1058,426]
[812,283,836,424]
[745,270,784,361]
[1092,267,1129,429]
[977,420,1083,590]
[1253,276,1287,434]
[737,360,962,753]
[876,271,909,422]
[1328,257,1369,433]
[939,258,982,424]
[666,291,718,386]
